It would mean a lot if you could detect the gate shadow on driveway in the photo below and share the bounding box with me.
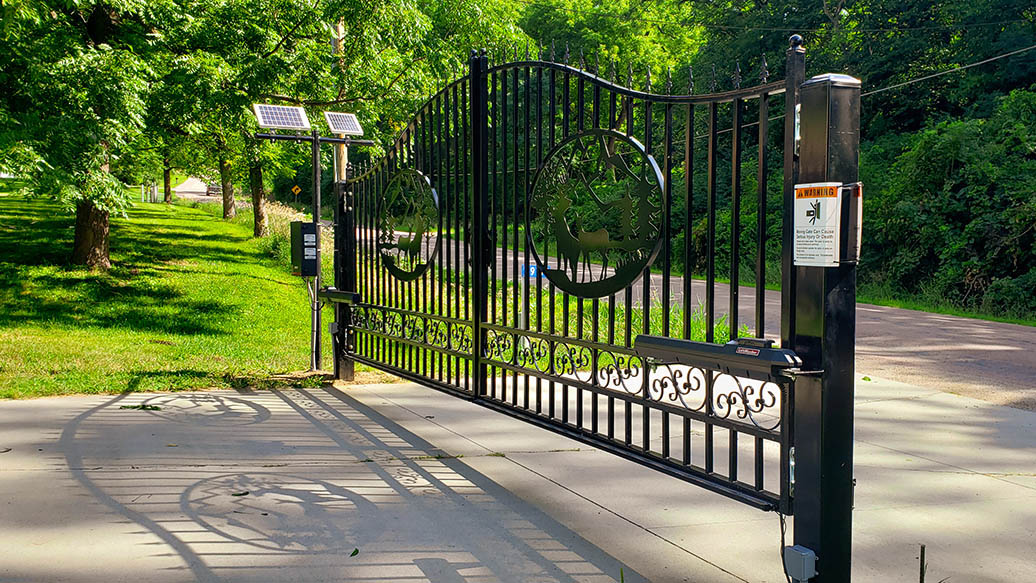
[54,387,645,583]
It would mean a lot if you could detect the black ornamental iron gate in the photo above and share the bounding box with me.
[331,37,860,582]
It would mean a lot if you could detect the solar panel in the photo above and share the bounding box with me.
[252,104,311,131]
[324,112,364,136]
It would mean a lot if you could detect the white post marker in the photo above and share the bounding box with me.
[793,182,842,267]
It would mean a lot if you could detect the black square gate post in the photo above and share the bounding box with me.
[334,177,357,381]
[788,72,862,582]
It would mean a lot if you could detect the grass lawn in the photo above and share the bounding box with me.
[0,191,337,398]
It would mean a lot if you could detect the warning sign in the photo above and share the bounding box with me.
[794,182,842,267]
[291,185,302,195]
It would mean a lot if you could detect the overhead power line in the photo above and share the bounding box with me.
[861,43,1036,96]
[694,43,1036,139]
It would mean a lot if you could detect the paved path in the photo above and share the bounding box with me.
[171,177,254,210]
[2,377,1034,582]
[171,176,209,200]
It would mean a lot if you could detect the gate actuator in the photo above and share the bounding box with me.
[634,336,801,382]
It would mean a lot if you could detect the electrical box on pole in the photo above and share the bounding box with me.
[290,221,319,277]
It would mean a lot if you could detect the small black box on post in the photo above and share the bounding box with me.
[290,221,319,277]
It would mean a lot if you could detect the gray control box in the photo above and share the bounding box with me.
[784,545,818,582]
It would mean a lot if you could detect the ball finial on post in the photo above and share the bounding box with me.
[789,34,804,48]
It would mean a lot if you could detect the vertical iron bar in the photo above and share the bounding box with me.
[463,76,471,391]
[437,90,446,383]
[524,61,532,410]
[730,97,743,340]
[642,95,653,451]
[535,63,544,414]
[548,63,557,420]
[706,103,718,343]
[444,85,453,384]
[470,51,490,399]
[512,60,520,407]
[489,70,497,388]
[683,104,695,340]
[575,67,585,429]
[756,96,769,338]
[729,429,738,482]
[662,103,673,337]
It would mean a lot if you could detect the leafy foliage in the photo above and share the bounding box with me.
[862,88,1036,317]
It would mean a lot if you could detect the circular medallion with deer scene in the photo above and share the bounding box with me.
[528,129,665,298]
[377,169,440,281]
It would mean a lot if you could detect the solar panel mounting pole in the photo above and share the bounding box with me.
[311,128,322,371]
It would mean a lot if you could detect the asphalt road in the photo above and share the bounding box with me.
[481,244,1036,411]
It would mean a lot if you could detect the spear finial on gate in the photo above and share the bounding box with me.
[610,59,617,82]
[666,67,673,94]
[732,61,742,89]
[563,43,570,65]
[578,48,585,70]
[538,42,544,61]
[550,40,556,62]
[644,66,651,92]
[594,53,600,75]
[760,53,769,84]
[711,63,717,92]
[687,65,694,94]
[627,62,634,87]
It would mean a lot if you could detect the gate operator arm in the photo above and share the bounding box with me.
[634,336,802,382]
[317,288,361,305]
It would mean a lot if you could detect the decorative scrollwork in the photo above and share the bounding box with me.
[711,373,783,431]
[515,337,551,373]
[596,351,643,395]
[552,343,594,382]
[351,306,471,354]
[649,364,708,411]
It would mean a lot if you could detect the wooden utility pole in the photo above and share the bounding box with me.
[332,20,347,182]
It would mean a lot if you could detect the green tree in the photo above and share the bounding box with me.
[0,1,177,269]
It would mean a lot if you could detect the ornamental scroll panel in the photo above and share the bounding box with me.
[481,328,785,434]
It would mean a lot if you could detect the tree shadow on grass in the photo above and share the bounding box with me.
[0,196,241,336]
[0,266,234,335]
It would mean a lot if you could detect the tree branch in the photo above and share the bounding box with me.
[261,61,420,107]
[261,0,319,59]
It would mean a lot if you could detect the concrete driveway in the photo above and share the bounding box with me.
[2,376,1034,582]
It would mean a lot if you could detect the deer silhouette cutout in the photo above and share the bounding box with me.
[395,214,429,266]
[548,193,582,281]
[576,220,610,281]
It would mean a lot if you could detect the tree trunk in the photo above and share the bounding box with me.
[219,156,235,219]
[163,159,172,203]
[71,199,111,270]
[249,163,268,237]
